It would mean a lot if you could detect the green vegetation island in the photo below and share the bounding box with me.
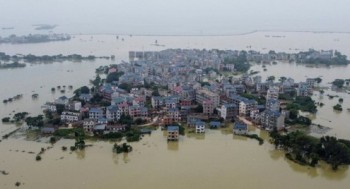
[0,62,25,69]
[0,33,70,44]
[271,130,350,170]
[32,24,57,30]
[0,52,113,63]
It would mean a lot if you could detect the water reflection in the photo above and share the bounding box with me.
[167,141,179,151]
[122,153,130,163]
[75,149,85,160]
[187,133,205,140]
[319,164,348,180]
[232,135,248,141]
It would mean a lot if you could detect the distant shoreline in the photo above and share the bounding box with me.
[68,30,350,37]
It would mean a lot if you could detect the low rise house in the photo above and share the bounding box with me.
[167,126,179,141]
[165,99,177,109]
[195,121,206,133]
[94,124,106,135]
[66,101,82,111]
[61,111,81,123]
[209,121,221,129]
[97,118,108,125]
[79,94,93,102]
[55,96,69,105]
[41,102,57,112]
[105,124,126,133]
[233,122,248,135]
[41,127,56,134]
[83,119,96,133]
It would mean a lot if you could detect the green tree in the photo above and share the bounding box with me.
[106,71,124,83]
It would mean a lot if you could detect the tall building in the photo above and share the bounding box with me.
[260,110,285,130]
[196,89,220,108]
[266,86,279,101]
[265,99,280,112]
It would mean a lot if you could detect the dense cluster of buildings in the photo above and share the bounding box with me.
[40,49,318,140]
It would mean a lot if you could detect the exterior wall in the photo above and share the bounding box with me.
[61,111,81,122]
[233,128,248,135]
[195,125,205,133]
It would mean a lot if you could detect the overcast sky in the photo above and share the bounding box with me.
[0,0,348,35]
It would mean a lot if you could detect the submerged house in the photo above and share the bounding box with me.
[233,122,248,135]
[195,121,206,133]
[167,126,179,141]
[209,121,221,129]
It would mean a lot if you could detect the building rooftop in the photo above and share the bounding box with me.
[167,126,179,132]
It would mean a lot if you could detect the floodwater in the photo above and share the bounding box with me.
[1,128,349,189]
[1,31,350,188]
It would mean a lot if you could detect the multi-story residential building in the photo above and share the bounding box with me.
[83,119,96,133]
[265,99,280,112]
[180,106,191,121]
[297,82,311,96]
[167,126,179,141]
[106,105,121,121]
[180,98,192,107]
[151,96,164,108]
[89,108,104,120]
[165,99,177,109]
[168,108,181,122]
[219,103,238,120]
[260,110,285,130]
[306,78,316,88]
[132,97,146,107]
[203,100,214,115]
[239,99,257,116]
[233,85,245,95]
[129,105,141,118]
[117,102,130,115]
[196,89,220,108]
[250,109,260,123]
[266,86,279,101]
[61,111,81,122]
[65,101,82,111]
[195,121,206,133]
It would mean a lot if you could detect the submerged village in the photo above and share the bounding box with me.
[2,48,350,170]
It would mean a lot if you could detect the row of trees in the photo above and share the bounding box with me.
[270,130,350,170]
